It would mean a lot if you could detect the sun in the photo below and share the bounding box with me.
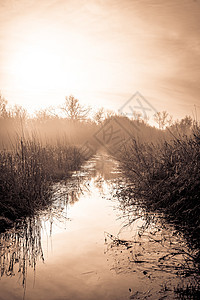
[11,42,64,90]
[6,28,106,112]
[14,45,60,89]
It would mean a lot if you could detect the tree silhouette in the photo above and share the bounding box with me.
[94,107,105,124]
[154,111,173,129]
[61,95,90,121]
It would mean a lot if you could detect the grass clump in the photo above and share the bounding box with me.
[117,126,200,251]
[0,138,87,228]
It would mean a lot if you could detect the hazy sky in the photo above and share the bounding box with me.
[0,0,200,119]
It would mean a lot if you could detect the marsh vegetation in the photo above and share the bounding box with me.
[1,154,199,299]
[115,126,200,250]
[0,94,200,298]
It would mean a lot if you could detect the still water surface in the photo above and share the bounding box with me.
[0,154,198,299]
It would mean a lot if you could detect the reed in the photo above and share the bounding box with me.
[0,137,87,227]
[117,125,200,251]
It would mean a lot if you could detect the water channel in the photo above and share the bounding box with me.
[0,154,198,299]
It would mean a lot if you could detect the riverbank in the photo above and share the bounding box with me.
[0,138,88,230]
[116,126,200,256]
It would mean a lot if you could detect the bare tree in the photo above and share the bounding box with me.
[94,107,105,124]
[34,108,53,121]
[35,106,60,121]
[154,111,173,129]
[61,95,90,121]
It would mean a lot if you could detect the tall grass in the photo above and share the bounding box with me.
[117,126,200,250]
[0,116,99,150]
[0,138,87,227]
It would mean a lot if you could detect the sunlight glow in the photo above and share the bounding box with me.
[1,0,199,118]
[8,30,99,112]
[12,42,65,90]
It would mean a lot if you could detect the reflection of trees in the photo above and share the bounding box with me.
[106,182,200,296]
[93,154,120,181]
[0,173,87,288]
[93,175,105,194]
[51,176,84,207]
[105,223,198,276]
[0,155,116,287]
[0,216,43,287]
[0,199,72,288]
[82,153,120,181]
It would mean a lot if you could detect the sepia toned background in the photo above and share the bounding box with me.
[0,0,199,118]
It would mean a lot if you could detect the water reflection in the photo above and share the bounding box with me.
[106,181,200,297]
[0,216,43,287]
[0,153,119,290]
[0,154,199,299]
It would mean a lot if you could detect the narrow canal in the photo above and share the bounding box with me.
[0,154,198,299]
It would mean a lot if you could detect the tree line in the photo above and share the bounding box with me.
[0,92,195,132]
